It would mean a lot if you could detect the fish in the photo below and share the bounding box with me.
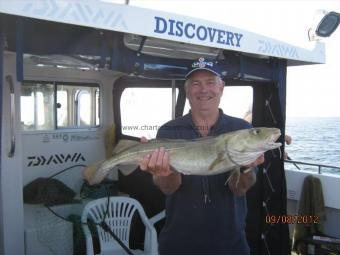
[83,127,282,185]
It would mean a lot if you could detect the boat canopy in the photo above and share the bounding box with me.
[0,0,325,69]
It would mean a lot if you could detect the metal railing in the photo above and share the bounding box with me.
[285,159,340,174]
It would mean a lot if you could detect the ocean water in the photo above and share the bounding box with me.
[285,117,340,174]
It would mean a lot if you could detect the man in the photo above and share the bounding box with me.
[140,58,264,255]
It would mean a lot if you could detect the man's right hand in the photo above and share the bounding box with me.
[139,137,173,177]
[139,137,182,194]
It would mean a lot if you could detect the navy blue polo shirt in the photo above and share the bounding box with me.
[157,109,252,255]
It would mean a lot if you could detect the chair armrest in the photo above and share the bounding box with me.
[136,208,161,255]
[143,210,165,255]
[142,221,158,255]
[82,224,95,255]
[149,210,165,225]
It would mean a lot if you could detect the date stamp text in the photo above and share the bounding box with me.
[265,214,320,224]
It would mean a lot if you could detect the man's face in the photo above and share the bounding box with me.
[185,70,224,113]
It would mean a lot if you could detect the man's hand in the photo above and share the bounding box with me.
[138,137,181,194]
[139,137,173,177]
[228,154,264,196]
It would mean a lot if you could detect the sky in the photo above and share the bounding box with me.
[120,0,340,118]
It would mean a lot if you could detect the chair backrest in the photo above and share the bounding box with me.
[81,196,145,251]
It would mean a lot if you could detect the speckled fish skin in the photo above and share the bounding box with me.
[84,127,281,185]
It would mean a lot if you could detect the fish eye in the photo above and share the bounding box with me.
[252,129,261,135]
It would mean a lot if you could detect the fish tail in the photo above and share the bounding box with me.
[82,160,105,185]
[83,159,138,185]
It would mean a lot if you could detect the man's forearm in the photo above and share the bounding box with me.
[153,172,182,195]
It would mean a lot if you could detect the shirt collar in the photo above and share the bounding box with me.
[187,108,224,136]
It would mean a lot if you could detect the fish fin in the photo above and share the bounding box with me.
[225,168,241,186]
[155,138,186,142]
[156,136,212,143]
[113,140,139,155]
[118,164,138,176]
[208,151,225,171]
[83,160,105,185]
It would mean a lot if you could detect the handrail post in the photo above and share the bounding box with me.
[6,75,15,158]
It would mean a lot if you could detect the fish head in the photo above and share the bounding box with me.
[224,127,282,166]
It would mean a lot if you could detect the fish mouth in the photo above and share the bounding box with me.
[264,132,282,149]
[264,141,282,150]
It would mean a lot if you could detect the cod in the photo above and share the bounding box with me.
[83,127,281,185]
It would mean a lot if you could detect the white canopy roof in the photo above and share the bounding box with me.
[0,0,325,65]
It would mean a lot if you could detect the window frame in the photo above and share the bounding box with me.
[113,77,261,140]
[113,77,186,141]
[20,80,102,132]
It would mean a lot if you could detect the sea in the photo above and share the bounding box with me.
[285,117,340,175]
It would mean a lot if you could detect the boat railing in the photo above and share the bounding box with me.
[284,159,340,174]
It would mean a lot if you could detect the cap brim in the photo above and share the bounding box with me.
[185,67,220,79]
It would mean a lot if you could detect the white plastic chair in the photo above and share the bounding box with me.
[81,196,165,255]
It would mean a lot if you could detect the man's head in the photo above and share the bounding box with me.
[185,58,224,113]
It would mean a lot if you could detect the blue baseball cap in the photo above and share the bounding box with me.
[185,58,221,79]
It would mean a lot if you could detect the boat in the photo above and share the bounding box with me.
[0,1,338,254]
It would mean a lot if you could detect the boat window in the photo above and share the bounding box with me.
[184,86,254,121]
[20,82,100,131]
[120,87,178,139]
[20,83,55,130]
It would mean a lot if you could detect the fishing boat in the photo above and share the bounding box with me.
[0,1,338,254]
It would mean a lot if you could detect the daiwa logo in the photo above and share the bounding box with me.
[27,153,86,167]
[258,40,299,59]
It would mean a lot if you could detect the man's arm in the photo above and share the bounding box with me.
[152,173,182,195]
